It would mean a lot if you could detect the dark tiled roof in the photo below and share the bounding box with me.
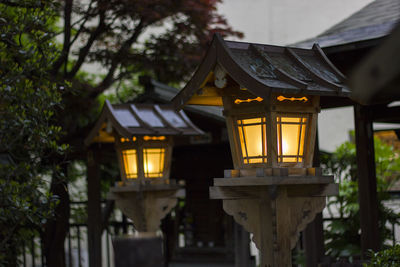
[85,100,204,145]
[173,34,350,110]
[226,41,349,95]
[296,0,400,48]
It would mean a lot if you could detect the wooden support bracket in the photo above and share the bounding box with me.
[210,174,336,267]
[109,186,183,233]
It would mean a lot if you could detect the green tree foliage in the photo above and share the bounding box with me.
[43,1,242,266]
[0,1,66,265]
[321,137,400,259]
[1,1,241,265]
[365,244,400,267]
[52,0,243,150]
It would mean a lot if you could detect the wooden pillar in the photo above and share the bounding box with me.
[303,214,324,266]
[303,131,325,266]
[234,222,251,267]
[354,104,380,255]
[87,148,102,267]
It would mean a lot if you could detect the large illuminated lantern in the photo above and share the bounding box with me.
[173,34,350,266]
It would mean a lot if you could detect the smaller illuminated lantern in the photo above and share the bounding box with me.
[86,100,203,185]
[85,100,204,233]
[116,135,171,183]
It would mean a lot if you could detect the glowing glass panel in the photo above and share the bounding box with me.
[277,116,307,163]
[237,118,267,164]
[143,148,165,178]
[122,149,138,179]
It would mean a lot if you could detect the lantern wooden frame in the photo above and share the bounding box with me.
[222,93,319,170]
[115,135,173,184]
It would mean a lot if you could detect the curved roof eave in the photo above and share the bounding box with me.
[172,34,274,110]
[172,37,218,110]
[84,100,138,146]
[214,34,273,99]
[85,101,205,146]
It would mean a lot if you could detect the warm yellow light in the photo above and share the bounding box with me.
[143,148,165,178]
[282,139,289,155]
[143,136,166,141]
[277,116,307,163]
[277,96,308,102]
[234,97,263,105]
[122,149,138,178]
[237,118,267,164]
[120,137,137,143]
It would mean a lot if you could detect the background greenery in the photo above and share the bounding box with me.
[0,1,67,265]
[321,136,400,260]
[0,0,242,266]
[365,244,400,267]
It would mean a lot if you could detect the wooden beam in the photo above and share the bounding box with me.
[209,186,259,200]
[371,105,400,123]
[213,176,334,187]
[87,148,102,267]
[210,184,337,200]
[354,104,380,255]
[350,25,400,105]
[286,183,338,197]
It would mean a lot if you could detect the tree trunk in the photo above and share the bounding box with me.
[42,175,70,267]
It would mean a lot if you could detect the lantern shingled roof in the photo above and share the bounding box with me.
[172,34,351,110]
[85,100,204,145]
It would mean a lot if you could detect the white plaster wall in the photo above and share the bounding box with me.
[318,107,400,153]
[318,107,354,152]
[218,0,373,45]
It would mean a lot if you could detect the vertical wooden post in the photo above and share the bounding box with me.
[87,148,102,267]
[234,222,251,267]
[303,131,325,266]
[354,104,380,255]
[303,214,324,266]
[259,196,274,267]
[274,188,292,267]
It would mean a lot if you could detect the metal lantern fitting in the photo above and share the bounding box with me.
[223,93,319,170]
